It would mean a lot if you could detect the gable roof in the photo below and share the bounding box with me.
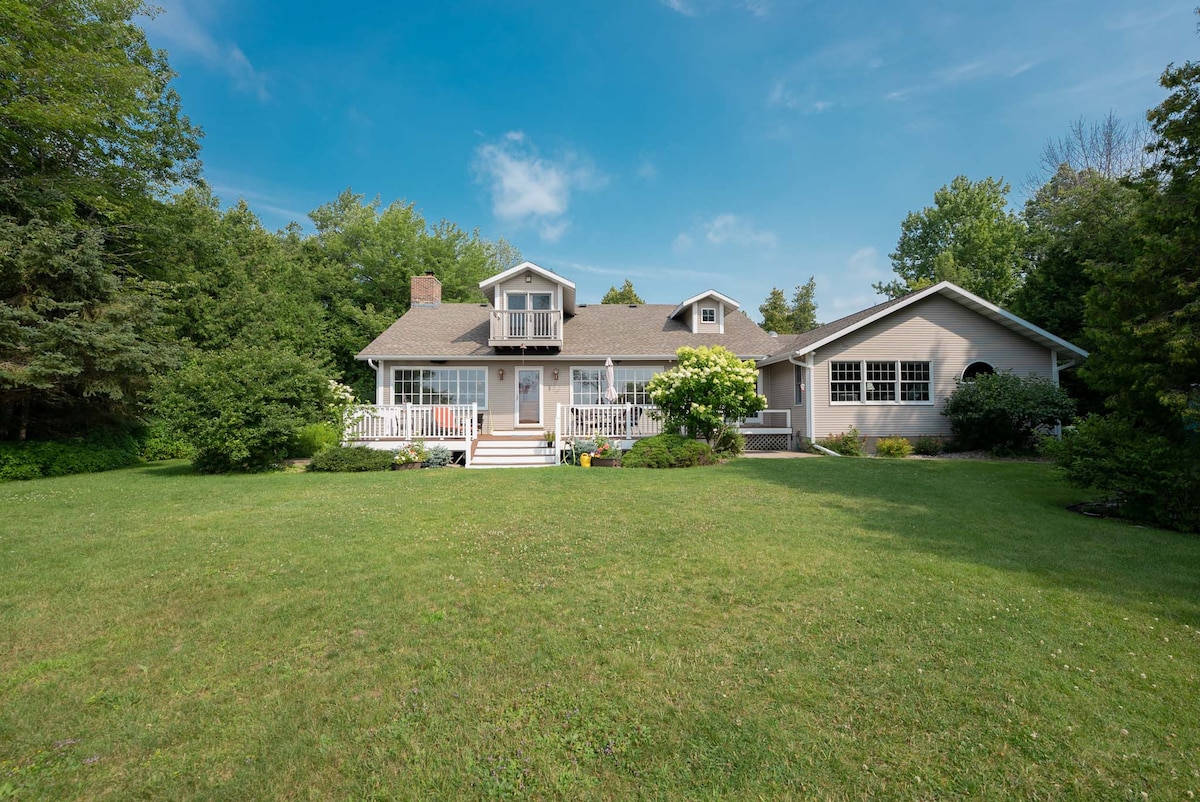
[479,261,577,313]
[758,281,1089,365]
[358,303,778,360]
[669,289,741,319]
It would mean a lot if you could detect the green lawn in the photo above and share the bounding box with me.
[1,458,1198,800]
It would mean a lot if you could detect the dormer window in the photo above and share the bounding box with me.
[701,307,717,324]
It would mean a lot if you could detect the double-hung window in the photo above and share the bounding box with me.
[393,368,487,408]
[829,360,931,404]
[571,366,660,405]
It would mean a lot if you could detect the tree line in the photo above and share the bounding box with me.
[0,1,517,444]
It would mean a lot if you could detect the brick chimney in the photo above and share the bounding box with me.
[411,271,442,307]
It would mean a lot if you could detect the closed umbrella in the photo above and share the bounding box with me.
[604,357,619,403]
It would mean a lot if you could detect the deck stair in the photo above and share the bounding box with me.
[469,434,558,469]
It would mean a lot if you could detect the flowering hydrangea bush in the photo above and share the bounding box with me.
[328,380,368,433]
[646,346,766,444]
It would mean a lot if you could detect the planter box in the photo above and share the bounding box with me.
[591,457,621,468]
[392,462,425,470]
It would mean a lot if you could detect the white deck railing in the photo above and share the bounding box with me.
[489,309,562,343]
[554,404,792,447]
[555,403,662,442]
[346,403,479,442]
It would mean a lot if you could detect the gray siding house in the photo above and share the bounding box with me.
[354,263,1087,466]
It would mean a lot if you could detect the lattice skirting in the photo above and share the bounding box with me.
[744,433,791,451]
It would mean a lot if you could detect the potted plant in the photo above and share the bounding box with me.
[590,436,621,468]
[393,440,428,470]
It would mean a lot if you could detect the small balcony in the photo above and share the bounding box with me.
[488,309,563,349]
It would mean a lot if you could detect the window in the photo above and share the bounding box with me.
[829,360,931,404]
[700,307,717,323]
[865,361,896,401]
[615,367,658,405]
[571,366,660,405]
[393,368,487,408]
[794,364,805,405]
[962,361,994,381]
[571,368,603,405]
[901,361,931,401]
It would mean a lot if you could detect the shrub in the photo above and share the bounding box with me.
[1050,414,1200,532]
[157,346,335,473]
[291,423,341,458]
[711,426,745,458]
[425,445,454,467]
[567,438,598,466]
[874,436,913,458]
[942,372,1075,454]
[307,446,395,473]
[912,435,944,456]
[137,419,195,461]
[622,434,713,469]
[647,346,765,444]
[816,428,864,456]
[0,431,142,481]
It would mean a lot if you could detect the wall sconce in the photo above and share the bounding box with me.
[524,272,532,283]
[552,368,560,381]
[497,368,505,381]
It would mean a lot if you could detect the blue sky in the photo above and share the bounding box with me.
[144,0,1193,320]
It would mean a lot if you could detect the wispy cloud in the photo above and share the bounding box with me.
[768,81,835,113]
[704,214,777,248]
[847,246,888,281]
[659,0,770,17]
[144,2,268,100]
[473,131,606,243]
[884,53,1041,102]
[659,0,696,16]
[636,155,659,180]
[672,233,694,253]
[209,181,309,224]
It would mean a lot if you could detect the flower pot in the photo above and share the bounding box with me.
[591,457,621,468]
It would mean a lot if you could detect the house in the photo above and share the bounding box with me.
[353,262,1087,467]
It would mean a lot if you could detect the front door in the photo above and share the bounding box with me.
[516,368,542,427]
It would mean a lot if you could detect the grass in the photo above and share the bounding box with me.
[1,458,1198,800]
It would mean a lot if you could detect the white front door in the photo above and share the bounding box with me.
[516,368,542,427]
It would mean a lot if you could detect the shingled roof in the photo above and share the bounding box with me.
[358,303,781,360]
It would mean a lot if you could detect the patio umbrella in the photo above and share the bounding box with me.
[604,357,619,403]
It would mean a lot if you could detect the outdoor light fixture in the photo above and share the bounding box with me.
[524,272,532,283]
[497,368,505,380]
[553,368,560,380]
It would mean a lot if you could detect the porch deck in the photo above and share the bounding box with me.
[345,403,794,460]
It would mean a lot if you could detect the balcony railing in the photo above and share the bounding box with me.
[489,309,563,347]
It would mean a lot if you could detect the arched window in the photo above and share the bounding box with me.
[962,361,995,380]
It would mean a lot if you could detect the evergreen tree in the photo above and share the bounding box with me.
[0,0,201,440]
[788,277,819,333]
[600,280,645,304]
[759,288,790,333]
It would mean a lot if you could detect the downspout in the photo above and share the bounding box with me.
[367,359,382,407]
[788,351,816,450]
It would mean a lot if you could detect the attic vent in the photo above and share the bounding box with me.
[628,304,638,308]
[579,304,588,308]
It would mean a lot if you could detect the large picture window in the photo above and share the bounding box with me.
[393,368,487,408]
[829,360,931,404]
[571,366,659,405]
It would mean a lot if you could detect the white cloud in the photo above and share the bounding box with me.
[473,131,606,243]
[144,2,268,100]
[847,246,887,280]
[672,233,694,253]
[704,214,777,248]
[660,0,696,16]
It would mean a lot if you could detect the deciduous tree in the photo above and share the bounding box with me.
[875,176,1024,305]
[646,346,766,444]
